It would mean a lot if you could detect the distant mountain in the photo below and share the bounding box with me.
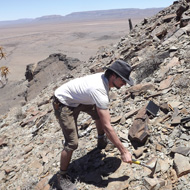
[0,8,164,27]
[35,15,64,21]
[0,18,34,27]
[64,8,164,20]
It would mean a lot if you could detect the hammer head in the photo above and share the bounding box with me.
[132,157,158,178]
[147,157,158,178]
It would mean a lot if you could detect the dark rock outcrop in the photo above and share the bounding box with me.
[25,53,81,101]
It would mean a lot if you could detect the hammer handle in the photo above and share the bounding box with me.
[132,159,141,165]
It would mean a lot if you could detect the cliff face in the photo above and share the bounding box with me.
[1,0,190,189]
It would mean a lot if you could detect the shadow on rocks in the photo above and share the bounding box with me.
[49,148,129,189]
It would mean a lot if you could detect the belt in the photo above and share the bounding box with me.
[53,95,62,105]
[53,95,64,110]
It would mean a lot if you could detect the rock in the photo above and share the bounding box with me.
[180,133,190,140]
[156,144,163,152]
[0,136,8,147]
[143,177,165,190]
[162,14,176,22]
[25,63,37,82]
[3,165,15,174]
[105,181,129,190]
[126,83,155,96]
[159,103,170,114]
[159,159,170,173]
[168,101,182,108]
[166,57,180,68]
[109,91,118,100]
[160,184,173,190]
[173,153,190,177]
[158,76,174,90]
[176,4,189,21]
[0,170,6,181]
[128,106,149,145]
[170,116,182,125]
[133,147,146,158]
[111,115,122,123]
[34,177,50,190]
[25,54,81,101]
[168,168,178,183]
[124,109,139,119]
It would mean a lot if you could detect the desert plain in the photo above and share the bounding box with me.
[0,18,142,81]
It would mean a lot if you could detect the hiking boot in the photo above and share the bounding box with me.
[55,172,77,190]
[97,135,108,149]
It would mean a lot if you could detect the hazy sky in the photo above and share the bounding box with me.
[0,0,175,21]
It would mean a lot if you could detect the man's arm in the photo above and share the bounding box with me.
[96,107,132,163]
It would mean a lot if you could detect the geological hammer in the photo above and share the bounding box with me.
[132,158,157,178]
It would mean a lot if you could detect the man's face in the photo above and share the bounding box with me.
[112,76,126,89]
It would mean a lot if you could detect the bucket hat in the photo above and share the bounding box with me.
[105,60,134,86]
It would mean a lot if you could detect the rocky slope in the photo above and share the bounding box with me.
[1,0,190,189]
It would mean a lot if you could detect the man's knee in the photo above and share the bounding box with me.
[65,142,78,151]
[70,143,78,150]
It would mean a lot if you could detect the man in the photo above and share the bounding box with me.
[53,60,134,190]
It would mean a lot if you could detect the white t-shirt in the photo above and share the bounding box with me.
[54,72,110,109]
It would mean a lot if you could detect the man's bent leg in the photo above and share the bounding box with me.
[60,149,73,171]
[53,103,78,190]
[58,104,79,170]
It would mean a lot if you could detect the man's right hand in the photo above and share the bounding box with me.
[121,151,132,164]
